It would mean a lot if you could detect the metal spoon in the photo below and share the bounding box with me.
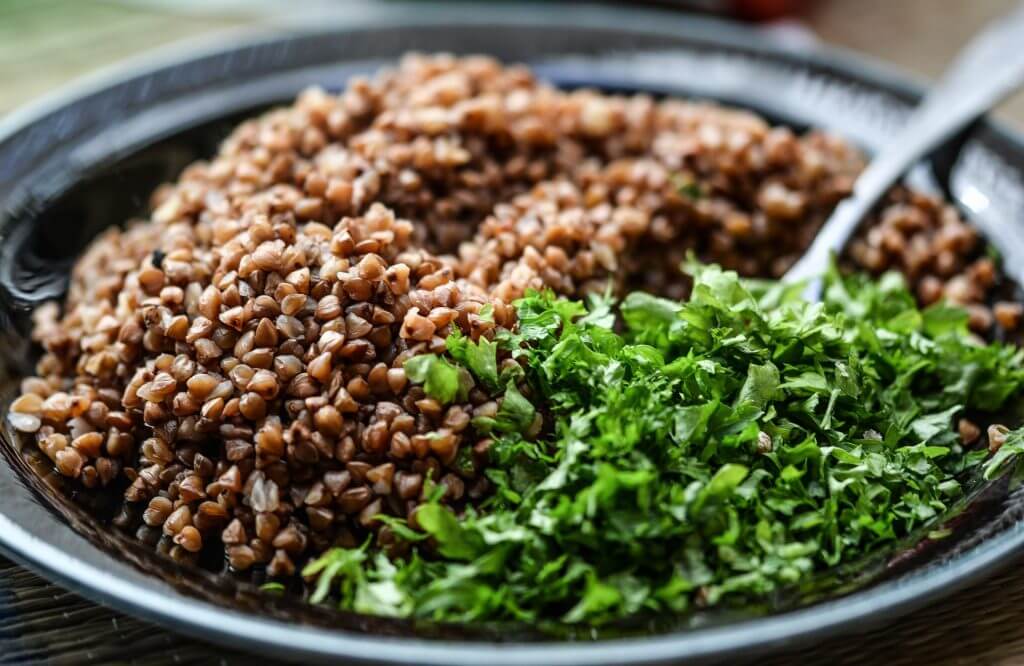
[784,2,1024,300]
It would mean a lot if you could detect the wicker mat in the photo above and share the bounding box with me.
[760,562,1024,665]
[1,552,1021,665]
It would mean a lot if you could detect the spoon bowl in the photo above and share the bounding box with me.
[784,1,1024,300]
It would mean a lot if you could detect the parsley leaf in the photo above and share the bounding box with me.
[403,354,469,404]
[446,330,500,390]
[306,264,1024,627]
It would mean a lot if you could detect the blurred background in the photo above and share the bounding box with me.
[4,0,1023,125]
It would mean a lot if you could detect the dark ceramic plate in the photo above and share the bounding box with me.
[4,3,1024,664]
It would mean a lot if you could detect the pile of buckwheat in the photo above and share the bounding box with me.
[7,55,1021,580]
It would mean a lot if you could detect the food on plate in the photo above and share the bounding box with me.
[305,264,1024,622]
[8,55,1024,624]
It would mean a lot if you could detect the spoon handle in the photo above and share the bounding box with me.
[785,2,1024,297]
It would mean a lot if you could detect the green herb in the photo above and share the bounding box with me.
[983,428,1024,479]
[403,354,470,404]
[373,514,429,542]
[672,172,704,200]
[472,383,536,435]
[447,329,500,391]
[307,264,1024,624]
[260,582,286,594]
[478,303,495,323]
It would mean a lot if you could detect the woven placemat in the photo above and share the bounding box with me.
[761,563,1024,666]
[1,551,1022,665]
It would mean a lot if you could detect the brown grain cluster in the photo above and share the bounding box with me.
[8,54,1018,579]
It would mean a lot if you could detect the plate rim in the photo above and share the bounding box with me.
[2,3,1024,664]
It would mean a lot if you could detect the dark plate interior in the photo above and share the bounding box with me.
[3,3,1024,664]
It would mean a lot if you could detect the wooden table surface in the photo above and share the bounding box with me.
[4,1,1024,664]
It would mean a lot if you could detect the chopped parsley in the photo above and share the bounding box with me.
[672,172,705,200]
[312,263,1024,625]
[403,353,470,405]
